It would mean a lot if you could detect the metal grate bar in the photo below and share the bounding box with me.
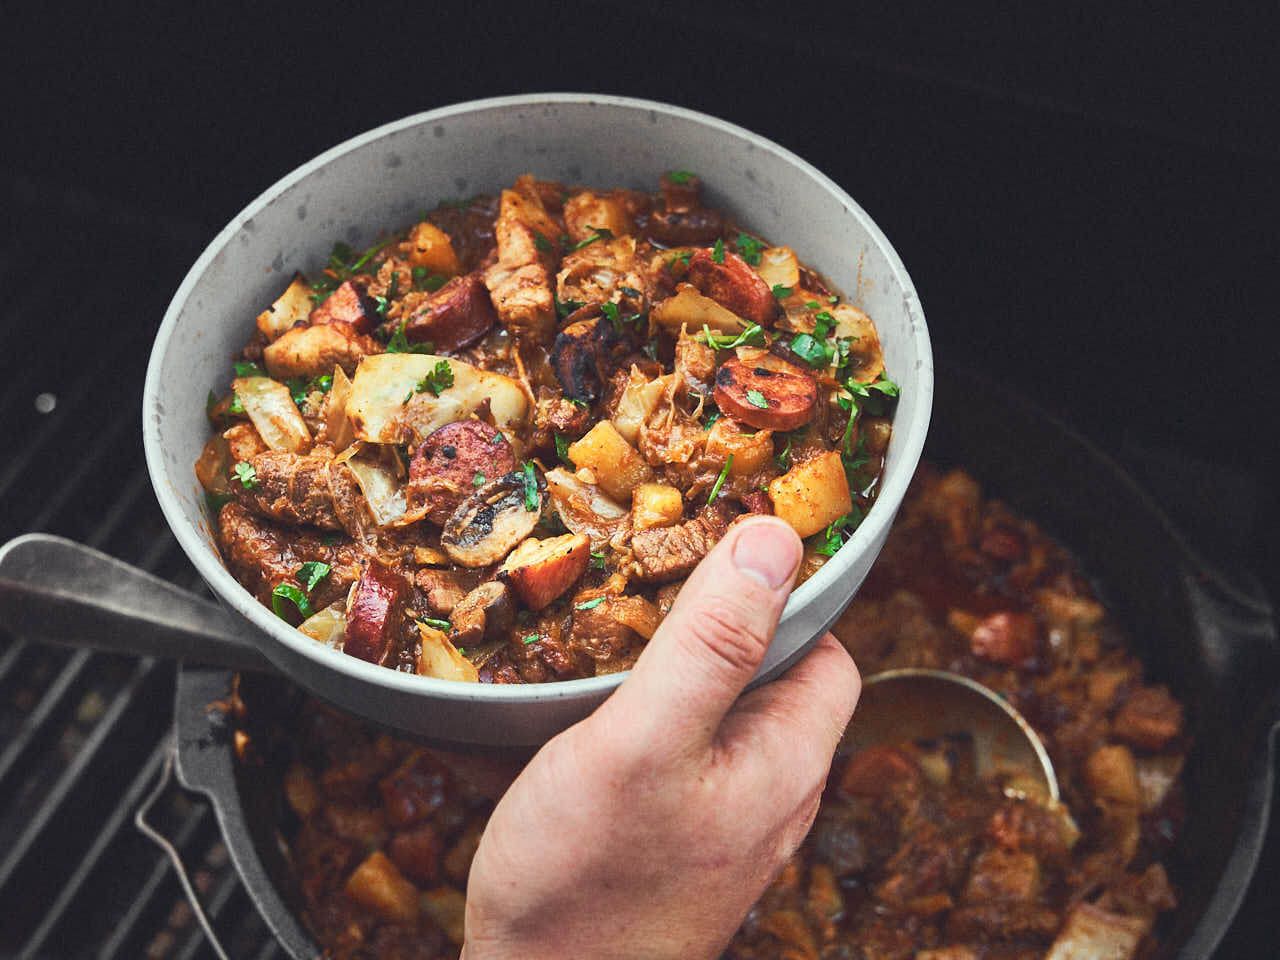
[95,802,216,960]
[0,648,92,785]
[0,656,159,889]
[174,854,245,960]
[25,413,145,535]
[252,938,286,960]
[0,637,30,685]
[17,734,171,959]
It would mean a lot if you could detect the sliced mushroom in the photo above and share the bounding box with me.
[449,581,515,648]
[440,469,545,568]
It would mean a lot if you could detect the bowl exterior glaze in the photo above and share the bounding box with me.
[144,94,933,745]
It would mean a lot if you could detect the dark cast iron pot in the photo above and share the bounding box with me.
[170,368,1280,958]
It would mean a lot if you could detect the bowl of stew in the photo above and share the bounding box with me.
[144,93,934,744]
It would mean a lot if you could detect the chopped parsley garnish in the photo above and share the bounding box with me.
[285,373,333,406]
[600,301,621,331]
[669,250,693,269]
[812,310,836,338]
[813,510,862,557]
[410,360,455,399]
[704,410,722,428]
[707,454,734,504]
[374,271,399,317]
[829,294,840,305]
[775,435,794,471]
[233,361,265,378]
[711,237,725,264]
[590,550,607,570]
[698,323,764,350]
[309,238,393,304]
[566,397,588,409]
[205,491,234,514]
[555,295,586,320]
[386,321,434,355]
[411,266,448,292]
[789,333,833,368]
[771,284,793,299]
[227,392,244,415]
[805,299,821,309]
[523,634,541,645]
[745,389,769,409]
[735,233,765,266]
[572,227,614,251]
[473,471,486,487]
[575,596,607,611]
[421,617,452,631]
[533,231,553,253]
[271,583,314,621]
[233,461,258,489]
[296,561,331,594]
[554,433,574,468]
[521,461,539,511]
[666,170,695,184]
[491,430,508,444]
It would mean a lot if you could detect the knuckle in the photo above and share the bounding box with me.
[680,598,774,680]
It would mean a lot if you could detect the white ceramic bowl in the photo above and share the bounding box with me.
[144,93,934,746]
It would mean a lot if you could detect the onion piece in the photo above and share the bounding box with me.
[194,433,232,494]
[346,353,529,445]
[544,467,630,549]
[649,283,745,336]
[232,376,312,453]
[347,456,407,526]
[298,602,347,648]
[755,246,800,290]
[417,623,479,682]
[323,365,355,449]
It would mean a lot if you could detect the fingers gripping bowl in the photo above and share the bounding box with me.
[144,94,934,745]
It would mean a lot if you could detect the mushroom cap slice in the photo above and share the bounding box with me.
[440,468,545,568]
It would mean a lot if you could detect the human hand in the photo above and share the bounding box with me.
[461,516,862,960]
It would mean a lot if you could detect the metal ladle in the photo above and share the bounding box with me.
[842,668,1059,802]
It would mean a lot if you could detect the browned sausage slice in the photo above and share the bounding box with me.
[687,248,777,326]
[344,561,411,665]
[401,272,497,352]
[407,420,517,526]
[310,279,380,334]
[713,358,817,431]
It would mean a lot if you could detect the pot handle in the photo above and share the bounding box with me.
[0,533,274,674]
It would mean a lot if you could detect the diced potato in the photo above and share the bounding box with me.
[650,283,746,336]
[262,322,374,381]
[417,624,479,682]
[406,221,462,276]
[768,450,853,538]
[562,190,634,242]
[1084,744,1141,806]
[344,851,420,923]
[755,246,800,289]
[705,418,774,477]
[1045,902,1147,960]
[499,533,592,610]
[421,886,467,945]
[283,761,320,818]
[568,421,655,502]
[612,369,673,444]
[231,376,312,453]
[346,353,529,445]
[831,304,885,384]
[195,433,233,495]
[256,272,313,341]
[632,483,684,531]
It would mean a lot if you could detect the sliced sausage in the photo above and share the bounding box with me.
[401,272,497,353]
[441,469,545,568]
[550,315,631,403]
[713,358,818,431]
[344,561,411,665]
[407,420,516,526]
[687,248,777,326]
[645,207,724,246]
[310,279,380,334]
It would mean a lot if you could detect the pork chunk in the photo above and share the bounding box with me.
[629,501,736,583]
[233,451,370,537]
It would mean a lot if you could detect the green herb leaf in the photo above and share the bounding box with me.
[271,583,314,621]
[869,374,900,397]
[421,617,452,631]
[296,561,331,594]
[776,435,794,471]
[666,170,695,184]
[735,233,765,266]
[575,596,607,611]
[600,301,621,331]
[521,461,539,512]
[533,231,553,253]
[555,295,586,320]
[789,333,833,368]
[705,410,722,428]
[771,284,793,299]
[523,633,541,645]
[386,321,434,355]
[670,251,693,269]
[590,550,606,570]
[745,389,769,409]
[205,491,234,514]
[813,511,861,558]
[412,360,455,398]
[812,310,835,339]
[233,461,258,490]
[698,322,764,350]
[707,454,734,504]
[554,433,574,468]
[804,299,820,309]
[572,227,614,251]
[473,471,486,487]
[712,237,725,264]
[233,361,265,378]
[491,430,508,444]
[227,392,244,415]
[829,294,840,304]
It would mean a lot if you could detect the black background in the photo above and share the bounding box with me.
[2,2,1277,954]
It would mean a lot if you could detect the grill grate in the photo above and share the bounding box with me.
[0,174,279,960]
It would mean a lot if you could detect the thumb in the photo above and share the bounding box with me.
[609,516,802,747]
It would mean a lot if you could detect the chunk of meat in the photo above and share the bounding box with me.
[645,173,724,245]
[233,451,369,536]
[555,236,645,309]
[969,611,1039,665]
[658,171,703,213]
[344,562,411,665]
[343,851,419,924]
[222,422,267,463]
[946,903,1063,943]
[629,501,736,584]
[1085,744,1142,806]
[963,848,1041,903]
[673,329,716,393]
[216,502,362,608]
[406,420,516,526]
[310,279,380,334]
[262,321,379,380]
[1112,685,1184,751]
[388,822,443,887]
[549,315,632,403]
[378,751,447,827]
[838,745,922,798]
[413,567,482,617]
[687,248,777,326]
[400,272,497,353]
[714,358,817,431]
[482,186,560,342]
[449,581,515,648]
